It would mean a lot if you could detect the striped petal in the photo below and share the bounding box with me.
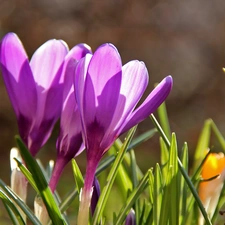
[0,33,37,118]
[121,75,173,133]
[83,44,122,131]
[101,60,149,151]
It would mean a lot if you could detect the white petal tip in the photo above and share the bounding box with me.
[10,147,22,171]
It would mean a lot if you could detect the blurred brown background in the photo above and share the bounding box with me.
[0,0,225,221]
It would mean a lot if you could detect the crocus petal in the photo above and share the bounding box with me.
[30,39,68,119]
[75,54,93,146]
[62,44,92,101]
[125,209,136,225]
[0,33,37,118]
[121,75,173,134]
[83,43,122,129]
[101,60,149,151]
[57,90,83,159]
[28,40,68,151]
[67,43,92,61]
[30,39,69,89]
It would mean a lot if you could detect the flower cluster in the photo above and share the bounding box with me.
[0,33,173,224]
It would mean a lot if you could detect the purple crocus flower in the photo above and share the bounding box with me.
[0,33,68,156]
[49,44,92,192]
[125,209,136,225]
[75,43,173,223]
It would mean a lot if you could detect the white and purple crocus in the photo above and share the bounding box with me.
[0,33,68,156]
[75,43,173,223]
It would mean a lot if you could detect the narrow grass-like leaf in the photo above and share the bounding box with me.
[37,159,50,182]
[191,150,211,184]
[148,169,154,206]
[71,159,84,195]
[150,114,212,225]
[15,136,66,225]
[92,126,137,225]
[157,101,171,140]
[139,201,147,224]
[59,188,78,213]
[1,198,19,225]
[168,133,179,225]
[153,163,163,225]
[130,149,140,224]
[179,143,188,224]
[97,155,115,175]
[108,143,132,200]
[211,120,225,152]
[159,134,179,225]
[160,137,169,179]
[14,158,39,193]
[127,128,157,151]
[0,190,25,225]
[194,119,211,169]
[0,179,41,225]
[114,170,150,225]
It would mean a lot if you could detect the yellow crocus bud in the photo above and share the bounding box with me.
[199,152,225,224]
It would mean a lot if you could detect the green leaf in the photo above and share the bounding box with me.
[159,133,179,225]
[14,158,39,193]
[15,136,66,225]
[130,149,140,224]
[108,141,133,200]
[150,114,212,225]
[194,119,211,168]
[160,137,169,179]
[211,120,225,152]
[157,101,171,140]
[0,179,41,225]
[59,188,78,213]
[92,126,137,225]
[114,170,150,225]
[0,190,25,225]
[148,169,154,206]
[179,143,188,224]
[168,134,179,225]
[127,128,157,151]
[71,159,84,195]
[153,163,163,225]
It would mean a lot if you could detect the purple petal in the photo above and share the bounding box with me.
[62,43,92,101]
[101,61,149,151]
[83,44,122,131]
[121,75,173,133]
[30,39,69,88]
[57,87,84,158]
[0,33,37,118]
[108,61,148,133]
[90,177,100,215]
[28,118,57,155]
[67,43,92,61]
[30,39,68,128]
[75,54,93,145]
[28,40,69,154]
[125,209,136,225]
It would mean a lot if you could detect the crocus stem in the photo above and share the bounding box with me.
[49,157,69,192]
[77,159,98,225]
